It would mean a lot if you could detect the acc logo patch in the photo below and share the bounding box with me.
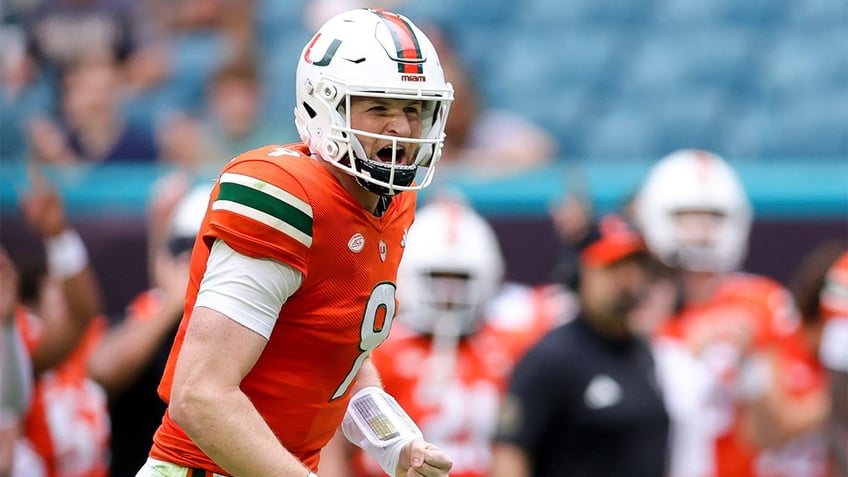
[348,233,365,253]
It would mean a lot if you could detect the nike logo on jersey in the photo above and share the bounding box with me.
[584,375,622,409]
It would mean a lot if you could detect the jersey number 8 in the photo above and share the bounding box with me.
[331,282,396,400]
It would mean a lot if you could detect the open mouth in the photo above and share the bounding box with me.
[377,145,406,164]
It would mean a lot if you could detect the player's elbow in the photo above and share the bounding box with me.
[168,377,219,433]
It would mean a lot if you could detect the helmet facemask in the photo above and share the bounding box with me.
[666,209,730,272]
[331,89,450,196]
[411,269,487,337]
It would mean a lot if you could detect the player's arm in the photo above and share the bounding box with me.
[168,239,312,477]
[343,356,453,477]
[316,360,384,477]
[171,306,313,476]
[19,168,103,374]
[737,350,830,448]
[88,248,188,396]
[490,444,531,477]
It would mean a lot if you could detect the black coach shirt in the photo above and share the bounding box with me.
[495,315,670,477]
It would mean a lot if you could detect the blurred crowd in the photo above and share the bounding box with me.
[1,0,297,176]
[0,1,846,477]
[0,0,557,179]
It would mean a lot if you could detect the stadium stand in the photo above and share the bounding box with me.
[396,0,847,161]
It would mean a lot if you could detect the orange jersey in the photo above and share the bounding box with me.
[353,284,560,477]
[657,273,801,477]
[150,144,417,473]
[753,327,829,477]
[821,251,848,320]
[16,307,110,477]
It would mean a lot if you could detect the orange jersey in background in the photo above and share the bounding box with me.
[752,327,829,477]
[821,252,848,321]
[658,273,801,477]
[353,283,565,477]
[17,306,110,477]
[150,144,417,473]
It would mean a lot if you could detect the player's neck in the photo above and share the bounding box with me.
[322,161,382,213]
[682,270,723,304]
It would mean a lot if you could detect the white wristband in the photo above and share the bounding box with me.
[45,229,89,279]
[342,386,423,476]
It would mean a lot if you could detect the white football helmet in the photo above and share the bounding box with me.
[397,200,505,336]
[167,182,213,256]
[634,149,753,273]
[294,8,454,196]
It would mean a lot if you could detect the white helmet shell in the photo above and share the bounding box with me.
[166,182,214,256]
[294,8,454,196]
[170,183,213,239]
[635,149,753,273]
[397,200,505,336]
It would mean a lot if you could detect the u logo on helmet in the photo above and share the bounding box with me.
[303,33,341,67]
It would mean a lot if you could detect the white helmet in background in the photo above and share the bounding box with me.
[294,8,454,196]
[634,149,753,273]
[167,182,214,256]
[397,200,505,336]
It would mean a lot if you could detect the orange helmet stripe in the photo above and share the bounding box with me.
[371,9,424,74]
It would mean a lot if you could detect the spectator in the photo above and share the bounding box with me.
[12,167,110,477]
[205,60,297,160]
[548,189,593,291]
[319,198,565,477]
[19,0,168,94]
[149,0,254,65]
[634,149,811,477]
[87,182,212,477]
[154,60,299,184]
[425,26,557,175]
[27,56,161,165]
[491,214,670,477]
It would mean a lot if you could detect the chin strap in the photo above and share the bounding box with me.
[353,156,417,196]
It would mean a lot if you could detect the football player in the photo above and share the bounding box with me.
[819,251,848,476]
[136,8,455,477]
[635,149,825,477]
[14,171,110,477]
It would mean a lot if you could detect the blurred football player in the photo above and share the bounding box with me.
[819,251,848,476]
[635,149,827,477]
[135,8,455,477]
[13,170,110,477]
